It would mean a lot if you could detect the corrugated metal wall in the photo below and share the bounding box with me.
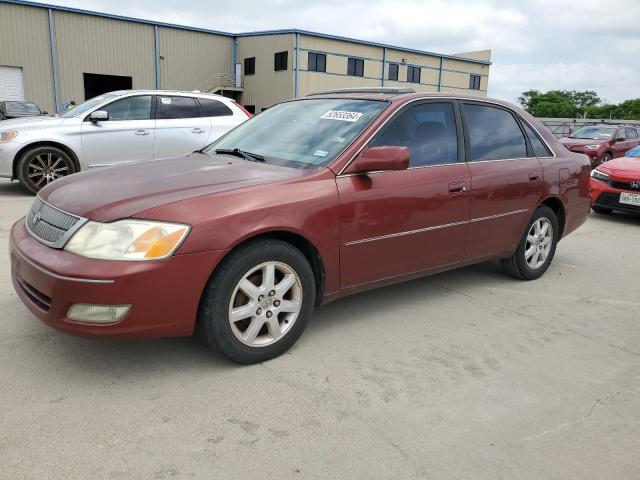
[53,10,156,103]
[237,34,295,111]
[158,27,232,91]
[0,3,55,112]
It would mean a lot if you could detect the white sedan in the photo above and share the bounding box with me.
[0,90,251,193]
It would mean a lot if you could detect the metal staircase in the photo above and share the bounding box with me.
[194,73,242,95]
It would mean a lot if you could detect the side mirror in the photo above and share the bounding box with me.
[89,110,109,123]
[42,111,48,116]
[344,146,410,175]
[615,137,626,142]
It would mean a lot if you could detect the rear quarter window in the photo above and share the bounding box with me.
[198,98,233,117]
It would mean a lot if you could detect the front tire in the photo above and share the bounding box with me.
[598,152,612,165]
[17,146,76,195]
[197,239,316,364]
[500,205,559,280]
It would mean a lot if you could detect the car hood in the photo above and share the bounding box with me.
[597,156,640,181]
[0,115,66,131]
[40,153,309,221]
[558,137,606,146]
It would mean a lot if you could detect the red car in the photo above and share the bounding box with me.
[558,125,640,167]
[590,148,640,214]
[10,89,591,363]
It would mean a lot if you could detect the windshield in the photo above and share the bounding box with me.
[205,98,389,168]
[5,101,41,115]
[59,93,120,118]
[569,126,615,140]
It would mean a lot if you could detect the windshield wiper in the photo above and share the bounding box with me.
[214,148,265,163]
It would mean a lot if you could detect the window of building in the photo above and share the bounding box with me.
[469,74,481,90]
[274,51,288,71]
[101,95,152,121]
[197,98,233,117]
[156,96,199,119]
[308,52,327,72]
[244,57,255,76]
[464,103,527,161]
[407,66,421,84]
[347,58,364,77]
[371,102,459,167]
[388,63,399,81]
[522,121,552,157]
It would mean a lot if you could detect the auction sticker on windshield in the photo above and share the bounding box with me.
[321,111,363,122]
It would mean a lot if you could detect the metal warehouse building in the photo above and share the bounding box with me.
[0,0,492,115]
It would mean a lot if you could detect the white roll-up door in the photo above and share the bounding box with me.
[0,66,25,101]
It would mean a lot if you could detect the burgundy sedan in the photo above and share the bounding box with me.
[559,125,640,167]
[10,89,591,363]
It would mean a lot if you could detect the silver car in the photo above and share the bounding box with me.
[0,90,251,193]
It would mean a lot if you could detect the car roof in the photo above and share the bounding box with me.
[108,89,231,100]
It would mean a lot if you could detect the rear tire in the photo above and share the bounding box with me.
[17,145,76,195]
[591,206,613,215]
[500,206,559,280]
[197,239,316,364]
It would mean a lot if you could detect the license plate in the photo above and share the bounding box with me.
[620,192,640,206]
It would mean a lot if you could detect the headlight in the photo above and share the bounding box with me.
[0,131,17,143]
[590,169,609,181]
[64,219,190,261]
[584,144,600,150]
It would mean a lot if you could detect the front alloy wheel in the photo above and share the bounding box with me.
[18,146,75,194]
[198,239,315,364]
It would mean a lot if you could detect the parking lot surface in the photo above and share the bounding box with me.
[1,179,639,480]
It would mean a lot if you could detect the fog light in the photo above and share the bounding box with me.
[67,304,131,324]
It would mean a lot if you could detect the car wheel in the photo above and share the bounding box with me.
[500,205,558,280]
[591,206,613,215]
[598,152,612,165]
[198,239,316,364]
[17,146,76,195]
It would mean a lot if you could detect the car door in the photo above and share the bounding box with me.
[154,95,212,159]
[337,101,471,288]
[611,128,629,158]
[625,128,640,153]
[81,95,155,167]
[460,101,544,261]
[196,97,244,144]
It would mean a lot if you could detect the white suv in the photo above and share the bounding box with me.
[0,90,251,193]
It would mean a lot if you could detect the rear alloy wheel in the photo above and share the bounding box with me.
[17,146,75,194]
[500,205,559,280]
[198,239,315,363]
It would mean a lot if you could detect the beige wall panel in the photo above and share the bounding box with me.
[443,58,489,76]
[159,28,232,90]
[384,80,438,93]
[453,50,492,61]
[300,35,382,61]
[237,34,294,110]
[384,64,439,87]
[298,72,381,97]
[0,3,55,112]
[386,49,440,69]
[54,11,155,102]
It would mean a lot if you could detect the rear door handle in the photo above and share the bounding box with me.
[448,181,466,193]
[135,130,150,136]
[529,171,541,181]
[191,128,205,134]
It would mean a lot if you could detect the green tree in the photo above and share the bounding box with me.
[569,90,600,110]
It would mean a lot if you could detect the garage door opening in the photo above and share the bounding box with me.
[83,73,132,100]
[0,66,25,101]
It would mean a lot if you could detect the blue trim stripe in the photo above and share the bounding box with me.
[46,8,60,113]
[0,0,491,66]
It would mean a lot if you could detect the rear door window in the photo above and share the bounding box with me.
[522,121,552,157]
[463,103,527,161]
[156,96,199,119]
[370,102,459,167]
[198,98,233,117]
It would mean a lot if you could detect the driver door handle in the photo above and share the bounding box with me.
[191,128,205,134]
[135,130,150,136]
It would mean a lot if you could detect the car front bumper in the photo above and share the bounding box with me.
[0,141,20,178]
[10,218,227,339]
[591,178,640,213]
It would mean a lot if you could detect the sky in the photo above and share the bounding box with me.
[45,0,640,105]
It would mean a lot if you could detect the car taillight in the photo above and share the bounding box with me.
[234,101,253,118]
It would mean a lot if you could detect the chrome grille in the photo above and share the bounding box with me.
[26,197,86,248]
